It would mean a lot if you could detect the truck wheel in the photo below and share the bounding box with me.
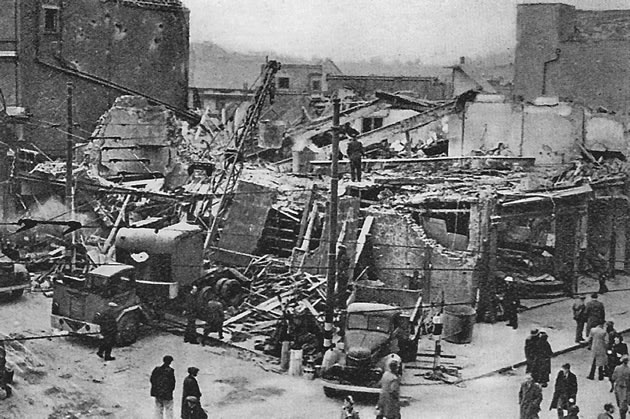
[117,311,140,346]
[10,289,24,299]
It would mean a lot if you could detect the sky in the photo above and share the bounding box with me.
[182,0,630,64]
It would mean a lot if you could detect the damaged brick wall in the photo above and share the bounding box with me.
[17,0,189,156]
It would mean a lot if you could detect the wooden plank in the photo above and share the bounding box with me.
[353,216,374,266]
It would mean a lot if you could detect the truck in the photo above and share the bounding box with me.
[0,252,30,300]
[50,223,246,345]
[322,283,423,398]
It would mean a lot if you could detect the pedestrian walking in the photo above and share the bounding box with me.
[588,321,608,381]
[376,358,401,419]
[519,373,543,419]
[597,403,615,419]
[564,404,580,419]
[608,334,629,390]
[532,331,552,387]
[95,302,118,361]
[572,295,586,343]
[613,356,630,419]
[503,276,519,329]
[181,367,202,419]
[184,286,200,344]
[585,293,605,337]
[150,355,176,419]
[549,363,577,419]
[346,136,364,182]
[201,299,224,345]
[340,395,360,419]
[525,329,539,374]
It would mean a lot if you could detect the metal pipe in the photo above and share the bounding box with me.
[324,98,340,350]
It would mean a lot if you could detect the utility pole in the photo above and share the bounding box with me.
[324,98,340,350]
[65,82,73,212]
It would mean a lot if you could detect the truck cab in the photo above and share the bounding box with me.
[0,252,29,299]
[51,264,143,345]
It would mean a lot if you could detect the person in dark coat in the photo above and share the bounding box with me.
[346,136,364,182]
[503,276,519,329]
[519,373,543,419]
[182,396,207,419]
[201,300,224,345]
[150,355,176,419]
[598,403,615,419]
[532,331,553,387]
[572,295,586,343]
[376,359,401,419]
[184,286,200,344]
[585,293,605,337]
[612,356,630,419]
[95,302,118,361]
[609,334,629,390]
[525,329,539,374]
[550,363,577,419]
[181,367,201,419]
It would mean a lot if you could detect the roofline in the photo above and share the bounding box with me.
[327,75,438,82]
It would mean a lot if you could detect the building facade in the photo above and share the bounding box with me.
[514,3,630,112]
[0,0,189,156]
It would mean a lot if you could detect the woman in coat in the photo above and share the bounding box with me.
[588,322,609,380]
[376,360,401,419]
[533,331,553,387]
[550,363,578,418]
[608,334,628,390]
[181,367,202,419]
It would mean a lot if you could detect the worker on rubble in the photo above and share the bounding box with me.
[184,286,200,344]
[95,302,118,361]
[201,299,224,345]
[503,276,520,329]
[346,135,364,183]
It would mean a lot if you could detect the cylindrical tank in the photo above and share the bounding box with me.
[442,305,476,344]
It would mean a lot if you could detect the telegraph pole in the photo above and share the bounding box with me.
[65,82,73,211]
[324,98,340,350]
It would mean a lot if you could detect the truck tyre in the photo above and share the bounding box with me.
[10,289,24,299]
[117,311,140,346]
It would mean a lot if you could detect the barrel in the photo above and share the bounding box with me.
[442,305,476,344]
[303,365,315,380]
[288,349,303,376]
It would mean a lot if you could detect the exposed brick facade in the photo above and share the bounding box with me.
[0,0,189,156]
[514,3,630,113]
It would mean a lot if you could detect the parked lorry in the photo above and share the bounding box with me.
[0,252,30,300]
[50,222,247,345]
[322,283,422,397]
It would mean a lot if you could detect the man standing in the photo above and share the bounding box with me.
[182,367,202,419]
[598,403,615,419]
[532,331,553,387]
[184,286,199,344]
[585,293,605,337]
[519,373,543,419]
[150,355,175,419]
[572,295,586,343]
[376,359,401,419]
[588,321,608,381]
[346,136,364,183]
[95,302,118,361]
[613,356,630,419]
[503,276,519,329]
[525,329,539,374]
[201,299,224,345]
[549,363,577,419]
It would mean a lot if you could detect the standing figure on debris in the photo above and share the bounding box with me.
[346,135,364,183]
[184,286,199,345]
[549,363,577,419]
[503,276,519,329]
[588,321,608,381]
[181,367,202,419]
[612,356,630,419]
[525,329,539,374]
[598,403,616,419]
[519,373,543,419]
[376,359,401,419]
[585,293,606,337]
[150,355,176,419]
[95,302,118,361]
[572,295,586,343]
[532,331,553,387]
[201,299,224,345]
[609,334,629,391]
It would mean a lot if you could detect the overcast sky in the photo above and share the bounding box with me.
[182,0,630,64]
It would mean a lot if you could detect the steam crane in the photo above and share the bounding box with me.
[204,59,281,249]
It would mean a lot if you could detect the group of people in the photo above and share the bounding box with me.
[150,355,208,419]
[525,329,553,387]
[183,285,225,346]
[520,363,579,419]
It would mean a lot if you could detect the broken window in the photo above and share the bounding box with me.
[278,77,290,89]
[361,117,383,133]
[43,6,60,34]
[410,202,471,251]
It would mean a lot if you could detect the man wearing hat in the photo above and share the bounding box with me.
[150,355,176,419]
[95,302,118,361]
[550,363,577,419]
[572,295,587,343]
[376,359,401,419]
[612,355,630,419]
[585,293,606,338]
[182,367,202,419]
[519,373,543,419]
[503,276,520,329]
[525,329,539,374]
